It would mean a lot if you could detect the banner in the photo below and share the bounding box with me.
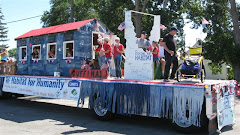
[3,76,81,101]
[69,69,108,79]
[216,82,236,130]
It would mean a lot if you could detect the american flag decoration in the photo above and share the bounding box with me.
[33,59,39,64]
[21,60,26,64]
[65,58,72,64]
[118,21,126,31]
[160,24,167,30]
[48,59,54,64]
[202,19,210,25]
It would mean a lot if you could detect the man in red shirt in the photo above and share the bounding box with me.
[113,37,125,78]
[103,37,112,77]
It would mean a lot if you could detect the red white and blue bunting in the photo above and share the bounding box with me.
[65,58,72,64]
[48,59,54,64]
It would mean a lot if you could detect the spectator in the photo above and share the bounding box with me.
[1,48,8,62]
[159,38,166,76]
[102,37,112,77]
[113,37,124,78]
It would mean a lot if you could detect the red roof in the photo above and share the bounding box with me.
[15,19,95,40]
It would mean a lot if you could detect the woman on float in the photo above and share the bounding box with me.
[113,37,125,78]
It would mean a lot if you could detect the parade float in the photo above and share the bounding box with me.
[0,11,237,134]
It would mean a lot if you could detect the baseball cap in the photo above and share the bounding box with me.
[104,37,110,41]
[170,27,179,32]
[115,37,120,41]
[141,31,147,35]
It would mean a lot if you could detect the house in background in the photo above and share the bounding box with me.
[180,41,227,80]
[15,19,111,77]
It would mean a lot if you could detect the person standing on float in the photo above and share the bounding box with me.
[102,37,112,77]
[113,37,125,78]
[162,27,179,82]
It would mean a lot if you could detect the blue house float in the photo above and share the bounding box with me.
[15,19,111,77]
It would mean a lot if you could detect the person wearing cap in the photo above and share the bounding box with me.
[113,37,125,78]
[162,27,179,82]
[95,38,105,68]
[136,31,151,51]
[102,37,113,77]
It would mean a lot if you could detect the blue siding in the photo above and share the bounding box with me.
[16,19,110,77]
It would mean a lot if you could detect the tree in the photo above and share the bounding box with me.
[41,0,186,47]
[184,0,240,81]
[0,6,8,49]
[93,0,185,47]
[8,48,17,59]
[41,0,98,27]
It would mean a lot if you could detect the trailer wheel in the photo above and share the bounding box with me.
[93,96,113,121]
[0,92,12,99]
[173,102,208,133]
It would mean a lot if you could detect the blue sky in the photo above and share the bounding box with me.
[1,0,50,49]
[1,0,240,49]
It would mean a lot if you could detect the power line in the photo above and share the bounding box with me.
[5,15,42,24]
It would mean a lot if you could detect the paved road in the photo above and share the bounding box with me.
[0,96,239,135]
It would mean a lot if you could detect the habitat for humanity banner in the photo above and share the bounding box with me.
[3,76,81,101]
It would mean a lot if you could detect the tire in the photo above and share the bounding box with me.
[173,101,208,133]
[0,92,12,99]
[93,96,114,121]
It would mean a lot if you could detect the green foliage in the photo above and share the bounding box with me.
[208,62,222,75]
[227,66,234,80]
[41,0,99,27]
[185,0,240,67]
[41,0,186,47]
[8,48,17,59]
[0,6,8,49]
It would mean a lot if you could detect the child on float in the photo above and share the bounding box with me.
[151,40,160,79]
[151,40,160,63]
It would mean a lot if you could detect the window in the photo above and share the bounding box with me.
[63,41,74,59]
[19,46,27,60]
[32,45,41,60]
[47,43,57,59]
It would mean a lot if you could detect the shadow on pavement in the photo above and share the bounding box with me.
[0,97,209,135]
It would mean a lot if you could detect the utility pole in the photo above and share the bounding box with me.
[70,0,74,22]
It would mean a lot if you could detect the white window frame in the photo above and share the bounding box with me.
[19,46,27,61]
[47,43,57,60]
[63,41,74,59]
[92,31,104,59]
[32,44,41,60]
